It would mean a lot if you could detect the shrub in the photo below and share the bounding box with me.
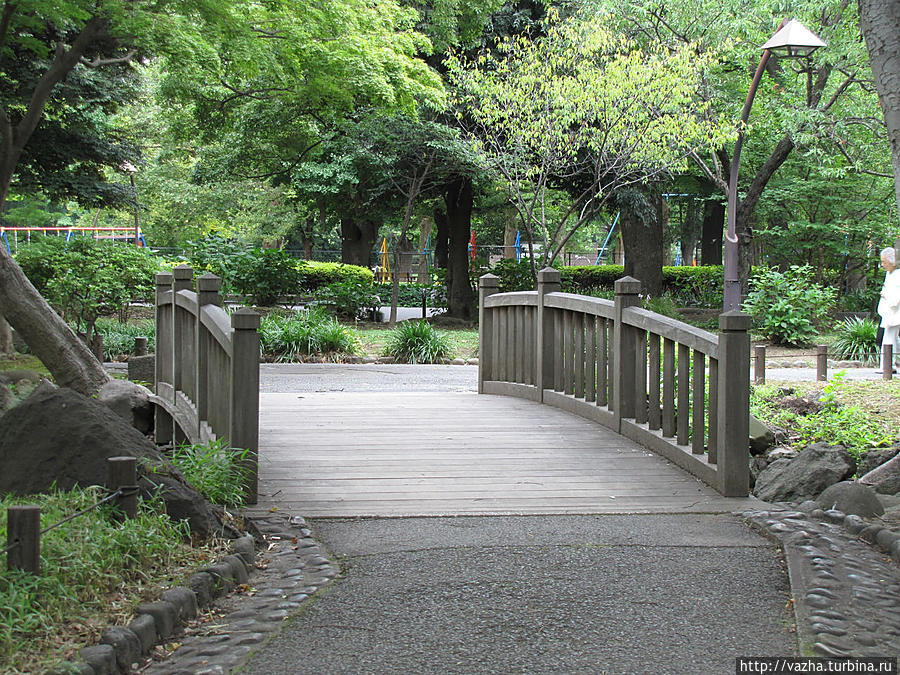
[184,235,248,292]
[743,265,836,345]
[662,266,724,307]
[297,260,374,291]
[560,265,623,294]
[168,438,250,507]
[231,248,302,306]
[490,259,536,292]
[95,318,156,360]
[313,281,380,320]
[384,320,454,363]
[643,293,681,319]
[831,316,880,364]
[259,308,360,360]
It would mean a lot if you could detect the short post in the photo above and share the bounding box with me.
[172,266,194,394]
[478,275,500,393]
[92,333,104,363]
[107,457,138,519]
[883,344,893,381]
[613,277,642,427]
[7,506,41,574]
[536,268,561,401]
[716,311,751,497]
[816,345,828,382]
[230,308,261,504]
[155,271,175,444]
[134,337,148,357]
[753,345,766,385]
[422,288,427,320]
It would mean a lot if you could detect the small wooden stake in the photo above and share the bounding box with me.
[107,457,138,519]
[7,506,41,574]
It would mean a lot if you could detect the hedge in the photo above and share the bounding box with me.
[296,260,374,291]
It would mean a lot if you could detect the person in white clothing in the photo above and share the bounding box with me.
[877,246,900,372]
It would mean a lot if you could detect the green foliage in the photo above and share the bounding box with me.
[661,266,724,307]
[313,282,380,320]
[831,316,880,364]
[297,260,374,291]
[184,235,248,292]
[743,265,836,346]
[372,282,439,307]
[231,248,302,306]
[560,265,623,294]
[168,439,250,507]
[259,308,360,360]
[15,237,162,339]
[491,259,536,292]
[95,318,156,360]
[0,487,192,671]
[642,293,681,319]
[384,320,454,363]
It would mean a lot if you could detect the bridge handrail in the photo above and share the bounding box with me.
[478,268,750,497]
[154,266,261,503]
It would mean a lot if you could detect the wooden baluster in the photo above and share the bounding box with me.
[677,343,690,446]
[585,315,597,403]
[648,333,661,431]
[635,329,648,424]
[478,275,499,392]
[662,338,676,437]
[691,350,706,455]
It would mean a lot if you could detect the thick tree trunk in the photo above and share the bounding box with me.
[0,314,12,357]
[701,200,724,265]
[620,191,664,297]
[445,178,475,320]
[340,216,379,266]
[434,208,448,269]
[859,0,900,213]
[0,246,108,394]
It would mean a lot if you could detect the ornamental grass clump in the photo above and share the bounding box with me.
[831,316,880,364]
[384,320,454,364]
[95,318,156,360]
[259,308,360,361]
[168,439,250,507]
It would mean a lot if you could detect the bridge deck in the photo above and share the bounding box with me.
[255,391,757,517]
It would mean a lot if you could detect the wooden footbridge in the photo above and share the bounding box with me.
[152,267,756,517]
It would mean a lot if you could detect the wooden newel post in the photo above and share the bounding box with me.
[717,311,751,497]
[536,268,561,402]
[197,274,223,430]
[613,277,642,428]
[107,456,138,519]
[134,337,148,356]
[754,345,766,385]
[172,266,194,394]
[155,271,175,445]
[7,506,40,574]
[231,308,261,505]
[478,274,500,394]
[816,345,828,382]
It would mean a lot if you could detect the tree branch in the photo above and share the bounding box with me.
[80,48,136,69]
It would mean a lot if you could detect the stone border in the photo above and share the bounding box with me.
[59,514,337,674]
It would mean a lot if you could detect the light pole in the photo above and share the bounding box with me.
[723,19,826,312]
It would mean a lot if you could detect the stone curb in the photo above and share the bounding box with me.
[794,500,900,563]
[60,535,255,675]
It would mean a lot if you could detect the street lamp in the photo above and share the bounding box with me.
[723,19,826,312]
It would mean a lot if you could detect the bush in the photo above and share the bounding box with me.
[313,281,380,320]
[15,237,162,341]
[95,318,156,360]
[259,308,360,360]
[643,293,681,319]
[560,265,624,294]
[297,260,374,291]
[490,259,536,292]
[183,235,248,292]
[662,266,724,307]
[168,439,250,507]
[384,320,454,363]
[743,265,836,346]
[231,248,302,306]
[831,316,880,364]
[372,282,442,307]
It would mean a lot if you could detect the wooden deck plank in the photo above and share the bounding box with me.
[255,392,753,517]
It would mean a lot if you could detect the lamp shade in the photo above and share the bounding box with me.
[760,19,826,57]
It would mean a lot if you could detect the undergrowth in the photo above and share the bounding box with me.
[167,439,250,507]
[259,307,360,360]
[383,320,455,364]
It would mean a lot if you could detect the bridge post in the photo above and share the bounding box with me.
[196,274,223,437]
[536,268,561,402]
[478,275,500,393]
[613,277,642,429]
[155,271,175,445]
[231,308,261,505]
[716,311,751,497]
[172,266,194,396]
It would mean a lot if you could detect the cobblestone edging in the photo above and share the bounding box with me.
[62,514,336,675]
[745,507,900,659]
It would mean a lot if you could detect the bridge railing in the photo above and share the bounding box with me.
[154,266,261,503]
[478,268,750,497]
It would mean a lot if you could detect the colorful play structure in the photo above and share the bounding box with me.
[0,226,147,253]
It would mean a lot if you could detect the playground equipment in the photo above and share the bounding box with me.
[0,226,147,254]
[594,212,620,265]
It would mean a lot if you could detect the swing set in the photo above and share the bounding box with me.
[0,226,147,254]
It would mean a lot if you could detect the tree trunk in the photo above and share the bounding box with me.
[0,314,12,357]
[0,246,108,394]
[700,200,724,265]
[620,190,664,297]
[859,0,900,213]
[445,178,475,320]
[434,208,449,269]
[503,222,517,259]
[340,216,379,266]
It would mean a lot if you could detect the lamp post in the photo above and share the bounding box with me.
[723,19,826,312]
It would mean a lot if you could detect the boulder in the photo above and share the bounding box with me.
[127,354,156,385]
[97,378,154,435]
[0,386,225,538]
[749,456,769,489]
[767,447,799,462]
[749,414,775,456]
[860,454,900,495]
[816,481,885,517]
[857,445,900,477]
[753,442,856,503]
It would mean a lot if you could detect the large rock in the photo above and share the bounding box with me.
[753,442,856,503]
[860,454,900,495]
[98,378,154,435]
[857,445,900,477]
[749,414,775,456]
[816,481,885,517]
[0,386,224,538]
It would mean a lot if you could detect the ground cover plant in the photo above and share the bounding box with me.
[95,318,156,361]
[830,316,880,365]
[0,488,226,674]
[259,308,360,361]
[167,439,251,508]
[383,320,455,363]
